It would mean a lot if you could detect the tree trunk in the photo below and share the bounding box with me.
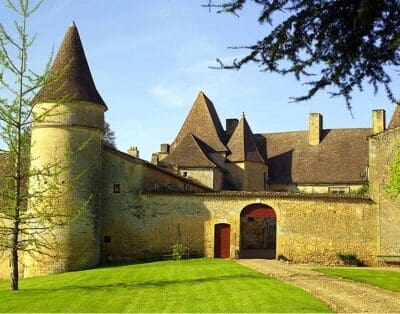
[10,231,19,291]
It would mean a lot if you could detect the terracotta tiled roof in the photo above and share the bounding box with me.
[388,104,400,129]
[227,116,264,163]
[161,133,216,168]
[257,128,371,185]
[34,23,107,108]
[171,91,227,152]
[143,190,372,201]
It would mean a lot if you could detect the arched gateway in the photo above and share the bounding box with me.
[240,204,276,259]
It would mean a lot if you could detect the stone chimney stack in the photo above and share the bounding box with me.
[128,146,139,158]
[372,109,386,135]
[158,143,170,161]
[309,113,323,146]
[226,118,239,138]
[151,153,159,165]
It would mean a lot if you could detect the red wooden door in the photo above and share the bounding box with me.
[214,224,230,258]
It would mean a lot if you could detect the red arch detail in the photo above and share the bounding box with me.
[240,204,276,218]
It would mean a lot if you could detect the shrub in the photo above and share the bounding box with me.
[336,253,360,266]
[172,243,189,260]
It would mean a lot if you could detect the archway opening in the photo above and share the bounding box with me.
[240,204,276,259]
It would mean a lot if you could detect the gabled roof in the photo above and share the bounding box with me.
[171,91,227,152]
[34,23,107,108]
[227,116,264,163]
[388,103,400,129]
[257,128,370,185]
[161,133,216,168]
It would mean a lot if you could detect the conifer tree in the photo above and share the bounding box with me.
[0,0,72,291]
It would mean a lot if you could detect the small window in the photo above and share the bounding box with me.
[329,187,349,194]
[183,171,188,178]
[113,183,120,194]
[104,236,111,243]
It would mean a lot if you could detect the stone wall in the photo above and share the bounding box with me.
[178,168,213,189]
[225,162,266,191]
[101,149,209,261]
[104,192,377,265]
[369,126,400,255]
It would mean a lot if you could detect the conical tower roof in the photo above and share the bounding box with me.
[227,115,264,163]
[34,23,107,108]
[171,91,227,152]
[388,103,400,129]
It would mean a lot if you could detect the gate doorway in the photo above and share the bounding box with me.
[214,223,230,258]
[240,204,276,259]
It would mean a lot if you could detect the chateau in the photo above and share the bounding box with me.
[0,24,399,279]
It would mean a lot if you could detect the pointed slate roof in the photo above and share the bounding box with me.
[34,23,107,108]
[171,91,227,152]
[227,116,264,163]
[388,103,400,129]
[161,133,216,168]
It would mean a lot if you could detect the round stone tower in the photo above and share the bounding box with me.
[24,23,107,277]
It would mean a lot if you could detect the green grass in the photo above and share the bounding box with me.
[0,259,331,313]
[313,268,400,292]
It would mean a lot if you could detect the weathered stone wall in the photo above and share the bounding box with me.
[243,162,266,191]
[101,149,209,261]
[104,192,377,265]
[24,126,103,277]
[369,126,400,255]
[297,184,365,194]
[23,101,105,278]
[178,168,213,189]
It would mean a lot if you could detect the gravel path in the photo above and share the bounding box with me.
[238,259,400,313]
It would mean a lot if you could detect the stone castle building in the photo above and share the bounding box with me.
[0,24,399,279]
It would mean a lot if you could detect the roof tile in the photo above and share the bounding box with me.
[34,23,107,108]
[171,91,227,152]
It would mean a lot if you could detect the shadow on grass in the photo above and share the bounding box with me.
[24,273,269,293]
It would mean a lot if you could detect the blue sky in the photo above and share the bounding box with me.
[1,0,399,160]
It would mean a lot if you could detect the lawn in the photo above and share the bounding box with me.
[313,268,400,292]
[0,259,331,313]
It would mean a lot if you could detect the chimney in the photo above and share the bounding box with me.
[309,113,323,145]
[160,143,170,154]
[158,143,170,161]
[372,109,386,135]
[226,118,239,138]
[128,146,139,158]
[151,153,159,165]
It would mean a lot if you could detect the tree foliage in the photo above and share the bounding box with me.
[103,121,116,148]
[205,0,400,110]
[0,0,80,291]
[385,142,400,198]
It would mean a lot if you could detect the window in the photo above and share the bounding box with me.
[104,236,111,243]
[183,171,188,178]
[328,187,349,194]
[113,183,120,194]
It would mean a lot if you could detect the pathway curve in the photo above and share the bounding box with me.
[238,259,400,313]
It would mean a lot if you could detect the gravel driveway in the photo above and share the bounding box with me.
[238,259,400,313]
